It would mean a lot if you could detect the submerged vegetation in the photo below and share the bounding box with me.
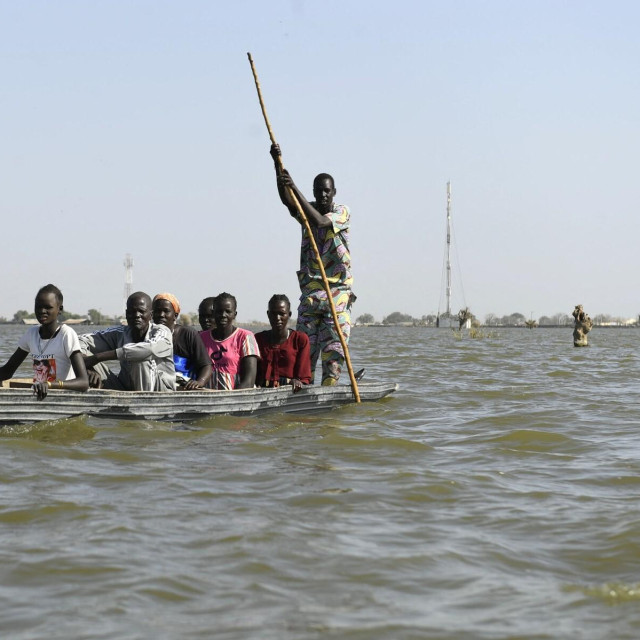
[453,327,498,340]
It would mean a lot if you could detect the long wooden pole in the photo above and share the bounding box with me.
[247,52,360,402]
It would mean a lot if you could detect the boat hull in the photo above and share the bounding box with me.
[0,381,398,425]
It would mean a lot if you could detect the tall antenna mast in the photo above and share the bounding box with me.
[123,253,134,309]
[446,181,452,316]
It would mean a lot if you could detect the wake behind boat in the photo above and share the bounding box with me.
[0,380,397,426]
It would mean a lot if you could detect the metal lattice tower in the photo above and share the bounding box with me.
[445,182,452,316]
[123,254,134,308]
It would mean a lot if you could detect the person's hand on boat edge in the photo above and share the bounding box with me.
[82,351,103,388]
[291,378,304,393]
[87,370,103,389]
[181,379,204,391]
[31,381,49,400]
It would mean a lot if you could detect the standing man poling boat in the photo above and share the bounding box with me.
[270,144,355,386]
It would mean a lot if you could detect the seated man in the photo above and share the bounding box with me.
[80,291,175,391]
[152,292,212,390]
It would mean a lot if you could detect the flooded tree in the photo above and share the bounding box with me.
[572,304,593,347]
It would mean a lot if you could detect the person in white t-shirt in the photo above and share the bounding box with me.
[0,284,89,399]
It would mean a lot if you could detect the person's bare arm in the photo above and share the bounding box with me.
[183,363,212,390]
[0,348,28,382]
[236,355,258,389]
[61,351,90,392]
[277,171,332,229]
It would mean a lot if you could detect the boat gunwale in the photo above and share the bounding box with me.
[0,381,398,425]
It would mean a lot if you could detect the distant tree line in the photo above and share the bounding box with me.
[0,309,118,325]
[485,312,638,326]
[1,309,637,327]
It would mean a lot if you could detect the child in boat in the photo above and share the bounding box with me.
[254,294,311,392]
[198,296,216,332]
[199,292,259,390]
[0,284,89,399]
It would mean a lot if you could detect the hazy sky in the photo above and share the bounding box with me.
[2,0,639,323]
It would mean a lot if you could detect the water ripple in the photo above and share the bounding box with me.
[2,327,640,638]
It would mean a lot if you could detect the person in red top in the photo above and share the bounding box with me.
[255,294,312,392]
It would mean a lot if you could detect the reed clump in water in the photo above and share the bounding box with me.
[452,328,497,339]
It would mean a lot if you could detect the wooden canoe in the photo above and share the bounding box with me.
[0,381,398,425]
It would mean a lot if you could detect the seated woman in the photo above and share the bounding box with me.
[0,284,89,399]
[152,292,212,390]
[255,294,311,392]
[199,292,259,390]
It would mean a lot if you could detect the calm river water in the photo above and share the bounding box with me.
[1,324,640,639]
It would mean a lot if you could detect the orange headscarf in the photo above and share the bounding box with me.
[153,292,181,315]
